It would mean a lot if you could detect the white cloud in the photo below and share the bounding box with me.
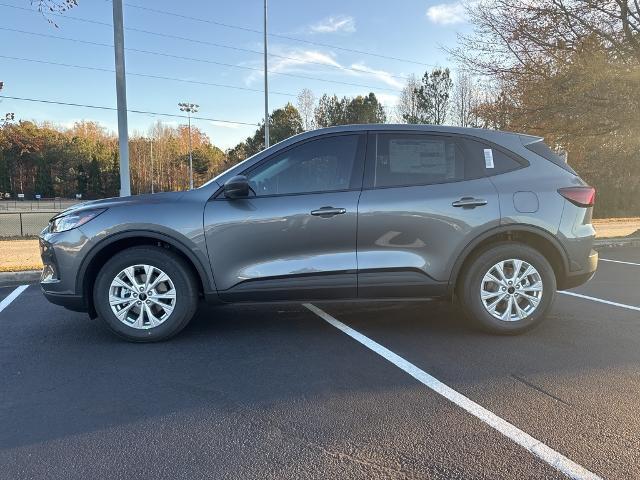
[426,2,466,25]
[309,15,356,34]
[244,48,342,85]
[348,63,404,90]
[244,47,404,90]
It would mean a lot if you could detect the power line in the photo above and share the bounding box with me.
[0,3,414,81]
[0,95,260,126]
[120,2,431,67]
[0,26,405,93]
[18,0,429,67]
[0,54,297,97]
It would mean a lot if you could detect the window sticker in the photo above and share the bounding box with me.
[484,148,495,169]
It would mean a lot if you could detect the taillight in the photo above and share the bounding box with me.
[558,186,596,207]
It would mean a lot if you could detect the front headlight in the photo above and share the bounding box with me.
[49,208,106,233]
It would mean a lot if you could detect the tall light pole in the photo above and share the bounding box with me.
[178,102,199,190]
[112,0,131,196]
[263,0,270,148]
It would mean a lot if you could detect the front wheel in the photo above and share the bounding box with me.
[459,242,556,334]
[94,246,199,342]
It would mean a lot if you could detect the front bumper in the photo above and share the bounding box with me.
[41,290,87,312]
[39,228,90,313]
[559,248,598,289]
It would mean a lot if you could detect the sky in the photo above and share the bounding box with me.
[0,0,472,149]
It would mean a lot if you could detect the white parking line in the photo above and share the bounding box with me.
[303,303,602,480]
[558,290,640,312]
[0,285,29,314]
[599,258,640,267]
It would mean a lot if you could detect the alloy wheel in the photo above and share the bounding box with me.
[480,258,543,322]
[109,264,177,329]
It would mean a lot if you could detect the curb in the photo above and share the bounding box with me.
[593,237,640,249]
[0,270,41,288]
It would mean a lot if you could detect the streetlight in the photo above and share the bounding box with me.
[178,102,199,190]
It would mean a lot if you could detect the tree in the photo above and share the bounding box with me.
[31,0,78,26]
[314,92,386,127]
[396,75,422,123]
[451,0,640,141]
[296,89,316,131]
[417,68,453,125]
[344,93,387,124]
[315,94,348,128]
[396,69,453,124]
[243,103,304,157]
[451,71,481,127]
[226,142,247,167]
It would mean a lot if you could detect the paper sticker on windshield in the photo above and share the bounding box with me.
[484,149,495,169]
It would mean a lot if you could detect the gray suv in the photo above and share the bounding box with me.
[39,125,598,342]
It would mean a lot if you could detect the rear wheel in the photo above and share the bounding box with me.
[94,246,199,342]
[459,242,556,334]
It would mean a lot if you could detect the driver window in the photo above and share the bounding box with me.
[247,135,360,196]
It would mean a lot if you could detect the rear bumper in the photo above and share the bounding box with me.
[559,248,598,289]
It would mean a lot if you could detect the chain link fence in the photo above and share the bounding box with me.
[0,212,59,237]
[0,199,80,212]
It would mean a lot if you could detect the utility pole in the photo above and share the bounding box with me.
[263,0,270,148]
[112,0,131,197]
[178,102,199,190]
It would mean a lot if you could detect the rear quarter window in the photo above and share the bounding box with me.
[485,148,523,175]
[462,138,525,176]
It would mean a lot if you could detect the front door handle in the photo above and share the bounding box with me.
[310,207,347,217]
[452,197,488,208]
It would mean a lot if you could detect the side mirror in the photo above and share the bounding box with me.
[224,175,250,199]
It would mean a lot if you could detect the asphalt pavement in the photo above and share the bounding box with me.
[1,247,640,479]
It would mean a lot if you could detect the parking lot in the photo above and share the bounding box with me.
[1,246,639,479]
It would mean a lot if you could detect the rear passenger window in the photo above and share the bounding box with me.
[371,134,484,188]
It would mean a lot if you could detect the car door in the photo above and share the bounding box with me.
[204,133,366,301]
[357,131,501,298]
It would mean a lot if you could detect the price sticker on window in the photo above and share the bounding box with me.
[484,149,495,169]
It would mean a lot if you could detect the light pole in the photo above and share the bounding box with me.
[112,0,131,196]
[263,0,269,148]
[178,102,199,190]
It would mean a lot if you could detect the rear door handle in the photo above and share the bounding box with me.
[452,197,488,208]
[310,207,347,217]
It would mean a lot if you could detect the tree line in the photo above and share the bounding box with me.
[0,118,228,199]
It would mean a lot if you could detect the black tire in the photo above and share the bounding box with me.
[93,246,199,342]
[459,242,556,335]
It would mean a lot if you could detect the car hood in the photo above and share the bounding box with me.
[55,191,185,217]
